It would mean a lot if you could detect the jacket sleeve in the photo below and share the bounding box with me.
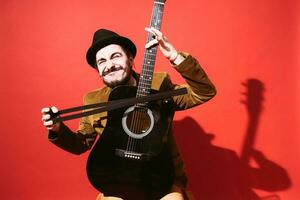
[47,98,98,155]
[161,53,217,110]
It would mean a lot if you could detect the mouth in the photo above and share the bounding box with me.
[102,66,124,76]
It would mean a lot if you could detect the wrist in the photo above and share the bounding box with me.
[50,122,61,132]
[170,52,185,66]
[169,50,178,62]
[47,123,61,141]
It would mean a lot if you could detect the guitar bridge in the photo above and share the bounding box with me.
[115,149,150,161]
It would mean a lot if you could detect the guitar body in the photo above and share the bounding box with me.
[86,85,175,199]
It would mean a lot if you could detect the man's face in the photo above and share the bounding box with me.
[96,44,132,87]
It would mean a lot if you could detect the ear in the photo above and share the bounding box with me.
[128,56,134,66]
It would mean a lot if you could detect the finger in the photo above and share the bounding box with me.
[145,27,155,39]
[51,106,58,113]
[145,27,153,34]
[149,27,163,39]
[145,27,163,40]
[43,120,53,127]
[149,28,170,50]
[42,114,51,121]
[145,39,158,49]
[41,107,50,114]
[145,27,158,34]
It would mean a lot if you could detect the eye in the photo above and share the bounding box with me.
[97,60,105,66]
[112,53,122,59]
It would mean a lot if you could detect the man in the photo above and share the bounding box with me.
[42,27,216,200]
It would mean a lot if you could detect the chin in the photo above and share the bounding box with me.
[103,74,131,88]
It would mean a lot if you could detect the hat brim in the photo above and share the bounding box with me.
[86,36,136,68]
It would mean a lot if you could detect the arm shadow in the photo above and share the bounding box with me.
[172,79,291,200]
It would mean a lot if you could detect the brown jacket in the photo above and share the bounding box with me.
[48,54,216,190]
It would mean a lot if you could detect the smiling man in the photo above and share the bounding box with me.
[42,28,216,200]
[96,44,135,88]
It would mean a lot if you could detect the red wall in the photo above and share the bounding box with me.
[1,0,299,199]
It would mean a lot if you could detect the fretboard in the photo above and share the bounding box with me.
[136,0,166,101]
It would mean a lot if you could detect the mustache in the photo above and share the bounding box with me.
[102,65,124,76]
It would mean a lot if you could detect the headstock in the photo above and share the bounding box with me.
[241,79,265,118]
[155,0,166,3]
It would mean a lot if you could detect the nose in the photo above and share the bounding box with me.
[101,59,117,76]
[105,59,115,70]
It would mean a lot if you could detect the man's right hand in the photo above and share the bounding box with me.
[41,106,61,132]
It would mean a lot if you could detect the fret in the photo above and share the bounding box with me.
[138,87,151,91]
[140,74,154,78]
[144,56,156,60]
[140,83,152,88]
[143,63,156,67]
[141,68,155,71]
[144,59,154,62]
[140,74,154,79]
[145,53,156,57]
[145,55,156,58]
[147,49,155,54]
[143,64,155,69]
[139,80,152,84]
[145,50,157,56]
[136,93,150,99]
[138,84,151,89]
[140,73,154,78]
[139,80,152,85]
[154,1,165,5]
[144,55,156,59]
[142,82,152,86]
[139,75,152,80]
[139,81,152,86]
[137,89,150,94]
[144,52,156,57]
[137,84,151,88]
[144,61,153,66]
[138,81,152,86]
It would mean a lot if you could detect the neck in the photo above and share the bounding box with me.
[127,75,137,86]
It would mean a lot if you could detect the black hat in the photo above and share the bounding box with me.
[86,29,137,68]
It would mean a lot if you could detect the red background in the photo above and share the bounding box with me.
[1,0,299,199]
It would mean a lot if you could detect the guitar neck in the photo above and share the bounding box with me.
[136,0,166,99]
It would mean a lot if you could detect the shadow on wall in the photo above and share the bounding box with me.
[173,79,291,200]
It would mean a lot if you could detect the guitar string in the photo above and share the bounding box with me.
[131,106,141,152]
[136,106,145,154]
[127,106,140,152]
[126,2,164,157]
[127,110,134,153]
[140,3,164,154]
[137,2,163,155]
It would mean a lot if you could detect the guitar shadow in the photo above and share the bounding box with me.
[172,79,291,200]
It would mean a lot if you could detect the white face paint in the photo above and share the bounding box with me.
[96,44,132,87]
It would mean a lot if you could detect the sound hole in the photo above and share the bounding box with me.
[126,107,151,134]
[122,106,154,139]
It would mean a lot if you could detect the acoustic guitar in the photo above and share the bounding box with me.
[86,1,176,199]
